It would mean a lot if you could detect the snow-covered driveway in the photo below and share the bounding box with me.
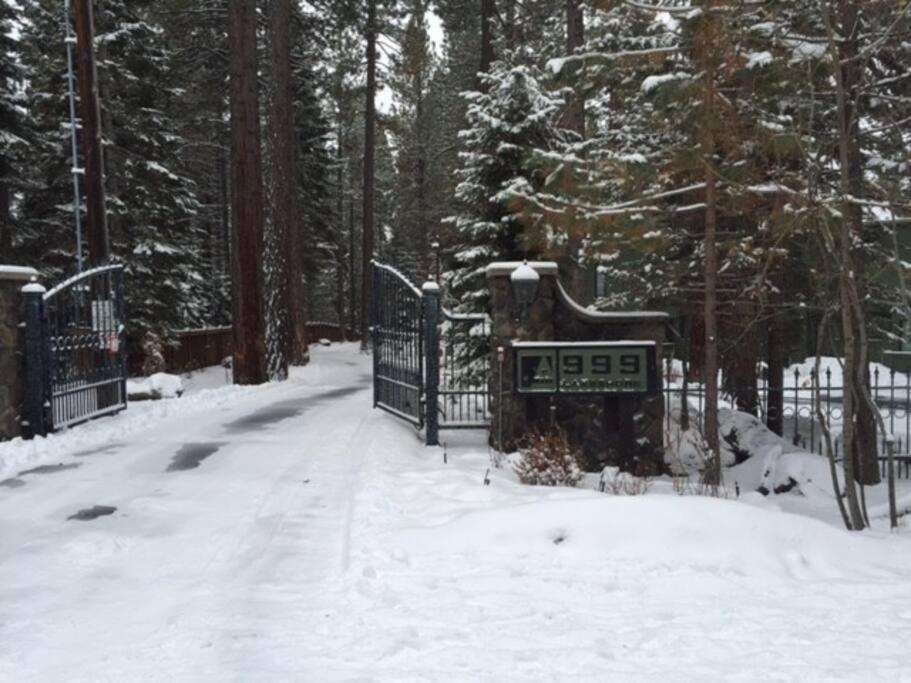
[0,346,379,680]
[2,345,911,682]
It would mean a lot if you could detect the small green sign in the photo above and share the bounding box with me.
[514,343,657,395]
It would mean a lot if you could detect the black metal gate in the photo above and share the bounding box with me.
[370,260,492,443]
[371,262,424,427]
[23,264,127,436]
[438,307,491,429]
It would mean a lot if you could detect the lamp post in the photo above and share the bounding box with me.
[510,261,540,320]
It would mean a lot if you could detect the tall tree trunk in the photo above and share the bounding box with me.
[73,0,109,266]
[336,124,347,339]
[725,303,760,416]
[219,148,231,277]
[767,312,785,436]
[560,0,587,301]
[564,0,585,137]
[700,6,721,487]
[228,0,267,385]
[349,196,357,335]
[0,162,10,256]
[416,68,428,279]
[837,0,878,486]
[823,0,866,527]
[360,0,377,351]
[269,0,306,369]
[480,0,495,81]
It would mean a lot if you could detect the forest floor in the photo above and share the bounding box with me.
[1,345,911,681]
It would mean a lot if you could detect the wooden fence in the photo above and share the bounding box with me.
[157,323,359,374]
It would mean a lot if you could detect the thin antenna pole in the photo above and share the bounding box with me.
[63,0,84,273]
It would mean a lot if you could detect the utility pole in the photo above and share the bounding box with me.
[72,0,109,266]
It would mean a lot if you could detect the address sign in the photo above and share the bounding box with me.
[514,341,658,395]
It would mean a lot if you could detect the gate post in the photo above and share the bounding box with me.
[21,278,49,439]
[422,279,440,446]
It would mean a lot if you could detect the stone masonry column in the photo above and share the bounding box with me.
[0,266,40,441]
[487,261,559,452]
[487,260,668,473]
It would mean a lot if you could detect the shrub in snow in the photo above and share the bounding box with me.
[141,331,166,376]
[599,466,651,496]
[513,427,585,487]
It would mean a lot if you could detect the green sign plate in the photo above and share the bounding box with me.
[514,343,658,395]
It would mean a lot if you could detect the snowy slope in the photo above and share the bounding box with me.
[1,345,910,681]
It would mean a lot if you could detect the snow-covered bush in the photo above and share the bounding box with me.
[599,466,651,496]
[140,331,166,376]
[513,428,585,487]
[127,373,184,401]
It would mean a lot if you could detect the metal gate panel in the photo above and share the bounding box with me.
[43,265,127,430]
[438,308,491,429]
[371,262,424,427]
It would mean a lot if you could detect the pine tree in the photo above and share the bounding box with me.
[0,0,29,257]
[447,62,568,313]
[152,0,232,327]
[387,0,447,281]
[17,0,83,279]
[92,0,203,336]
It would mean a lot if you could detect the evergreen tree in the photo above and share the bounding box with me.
[93,0,203,337]
[153,0,232,327]
[0,0,29,256]
[387,0,447,281]
[447,62,568,313]
[17,0,83,279]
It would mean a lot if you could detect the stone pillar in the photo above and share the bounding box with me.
[487,261,668,474]
[488,262,559,454]
[0,266,40,441]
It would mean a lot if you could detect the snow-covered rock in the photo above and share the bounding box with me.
[127,373,184,401]
[667,407,845,498]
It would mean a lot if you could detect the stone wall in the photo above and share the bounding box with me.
[0,266,39,441]
[488,262,667,475]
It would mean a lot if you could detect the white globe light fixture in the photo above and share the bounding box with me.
[510,261,540,319]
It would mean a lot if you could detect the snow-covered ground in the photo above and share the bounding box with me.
[2,345,911,681]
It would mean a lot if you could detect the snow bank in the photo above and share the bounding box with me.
[396,495,905,580]
[667,407,846,499]
[127,373,184,400]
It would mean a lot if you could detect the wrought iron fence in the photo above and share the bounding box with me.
[663,357,911,460]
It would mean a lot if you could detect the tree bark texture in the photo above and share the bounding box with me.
[823,0,867,527]
[228,0,267,385]
[699,6,721,487]
[336,123,347,339]
[837,0,878,486]
[766,313,785,436]
[564,0,585,138]
[73,0,109,266]
[480,0,496,80]
[361,0,377,350]
[559,0,587,301]
[269,0,306,368]
[0,164,9,255]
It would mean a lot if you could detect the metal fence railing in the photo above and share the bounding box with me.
[663,357,911,459]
